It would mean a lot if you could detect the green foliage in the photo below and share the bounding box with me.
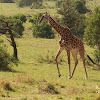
[74,0,89,14]
[11,19,24,37]
[17,0,34,7]
[0,45,15,71]
[0,14,26,38]
[84,6,100,63]
[84,7,100,48]
[31,0,44,9]
[45,83,59,94]
[0,38,4,43]
[56,0,63,8]
[29,13,54,39]
[13,14,27,23]
[94,50,100,63]
[12,14,26,37]
[33,22,54,38]
[94,6,100,14]
[17,0,43,8]
[0,0,15,3]
[58,0,85,37]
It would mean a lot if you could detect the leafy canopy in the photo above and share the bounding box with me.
[84,6,100,48]
[84,6,100,63]
[0,14,26,38]
[57,0,86,37]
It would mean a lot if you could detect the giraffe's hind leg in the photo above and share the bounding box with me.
[71,50,78,79]
[66,50,71,79]
[79,50,88,79]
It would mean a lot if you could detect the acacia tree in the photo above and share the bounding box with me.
[0,19,18,60]
[84,6,100,63]
[0,14,26,60]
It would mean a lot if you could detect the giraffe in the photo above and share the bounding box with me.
[39,12,88,79]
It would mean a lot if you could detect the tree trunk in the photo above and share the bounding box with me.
[8,28,18,60]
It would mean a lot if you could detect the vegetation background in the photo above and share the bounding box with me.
[0,0,100,100]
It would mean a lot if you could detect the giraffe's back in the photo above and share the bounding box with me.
[62,29,84,52]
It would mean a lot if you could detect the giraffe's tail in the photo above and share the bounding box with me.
[87,54,100,67]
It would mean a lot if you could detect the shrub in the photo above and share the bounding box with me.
[17,0,34,7]
[56,0,63,8]
[17,0,43,8]
[13,14,27,23]
[84,7,100,63]
[74,0,89,14]
[0,38,4,43]
[31,0,44,9]
[45,83,59,94]
[33,22,54,38]
[0,0,15,3]
[0,45,15,71]
[94,50,100,64]
[29,13,54,39]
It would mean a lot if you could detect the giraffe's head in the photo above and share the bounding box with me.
[39,12,50,23]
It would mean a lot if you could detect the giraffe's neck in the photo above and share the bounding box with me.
[48,16,64,36]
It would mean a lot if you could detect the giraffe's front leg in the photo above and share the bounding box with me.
[66,50,72,79]
[55,47,63,77]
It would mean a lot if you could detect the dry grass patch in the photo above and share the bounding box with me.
[38,83,60,94]
[16,74,34,84]
[0,79,13,91]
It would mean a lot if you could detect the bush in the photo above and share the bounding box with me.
[17,0,43,8]
[33,22,54,38]
[31,0,44,9]
[94,6,100,14]
[0,38,4,43]
[84,7,100,63]
[0,46,15,71]
[84,7,100,48]
[29,13,54,39]
[17,0,34,7]
[0,0,15,3]
[45,83,59,94]
[74,0,89,14]
[94,50,100,64]
[13,14,27,23]
[56,0,63,8]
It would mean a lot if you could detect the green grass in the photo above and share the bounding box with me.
[0,2,100,100]
[0,3,57,16]
[86,0,100,11]
[0,21,100,100]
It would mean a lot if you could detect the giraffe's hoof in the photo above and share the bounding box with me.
[68,76,72,79]
[59,74,61,77]
[86,75,88,79]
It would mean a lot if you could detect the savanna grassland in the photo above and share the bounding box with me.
[0,0,100,100]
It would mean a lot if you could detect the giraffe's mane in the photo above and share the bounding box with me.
[49,16,70,31]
